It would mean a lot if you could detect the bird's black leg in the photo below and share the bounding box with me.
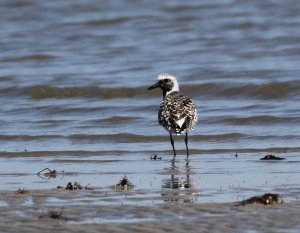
[169,133,176,158]
[185,132,189,157]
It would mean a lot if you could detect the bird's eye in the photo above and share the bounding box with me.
[163,79,168,82]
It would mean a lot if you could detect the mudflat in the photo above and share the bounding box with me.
[0,151,299,232]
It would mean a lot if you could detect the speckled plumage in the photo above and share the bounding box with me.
[158,91,197,135]
[148,73,197,157]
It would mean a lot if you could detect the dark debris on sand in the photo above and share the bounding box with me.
[151,154,162,160]
[37,168,58,179]
[260,155,286,160]
[39,208,70,221]
[15,188,29,194]
[115,176,134,190]
[239,193,283,206]
[57,182,93,190]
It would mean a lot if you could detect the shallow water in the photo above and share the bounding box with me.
[1,152,299,203]
[1,0,300,232]
[1,0,300,153]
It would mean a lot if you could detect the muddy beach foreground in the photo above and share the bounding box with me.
[1,189,300,233]
[1,151,300,233]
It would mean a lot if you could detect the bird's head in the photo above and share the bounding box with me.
[148,73,179,98]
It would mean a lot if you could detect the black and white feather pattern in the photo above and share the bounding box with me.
[148,73,197,157]
[158,91,197,135]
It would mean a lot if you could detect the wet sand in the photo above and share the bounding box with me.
[1,151,299,233]
[1,190,299,233]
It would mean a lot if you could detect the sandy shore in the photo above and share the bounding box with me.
[0,189,299,233]
[0,151,299,232]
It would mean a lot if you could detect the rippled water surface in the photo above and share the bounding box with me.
[1,0,300,232]
[1,0,300,153]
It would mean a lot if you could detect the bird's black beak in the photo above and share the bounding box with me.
[147,81,160,90]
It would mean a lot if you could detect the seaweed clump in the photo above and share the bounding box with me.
[260,155,285,160]
[240,193,283,206]
[57,182,92,190]
[39,208,69,221]
[115,176,134,190]
[15,188,29,194]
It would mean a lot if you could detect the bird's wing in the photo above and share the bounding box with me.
[159,93,197,133]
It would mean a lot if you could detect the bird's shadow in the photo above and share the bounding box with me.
[161,158,199,203]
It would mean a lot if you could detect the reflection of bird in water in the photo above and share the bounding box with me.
[148,73,197,158]
[162,176,191,189]
[161,160,199,203]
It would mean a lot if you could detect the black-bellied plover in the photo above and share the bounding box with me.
[148,73,197,158]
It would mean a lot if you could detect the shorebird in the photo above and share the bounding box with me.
[148,73,197,158]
